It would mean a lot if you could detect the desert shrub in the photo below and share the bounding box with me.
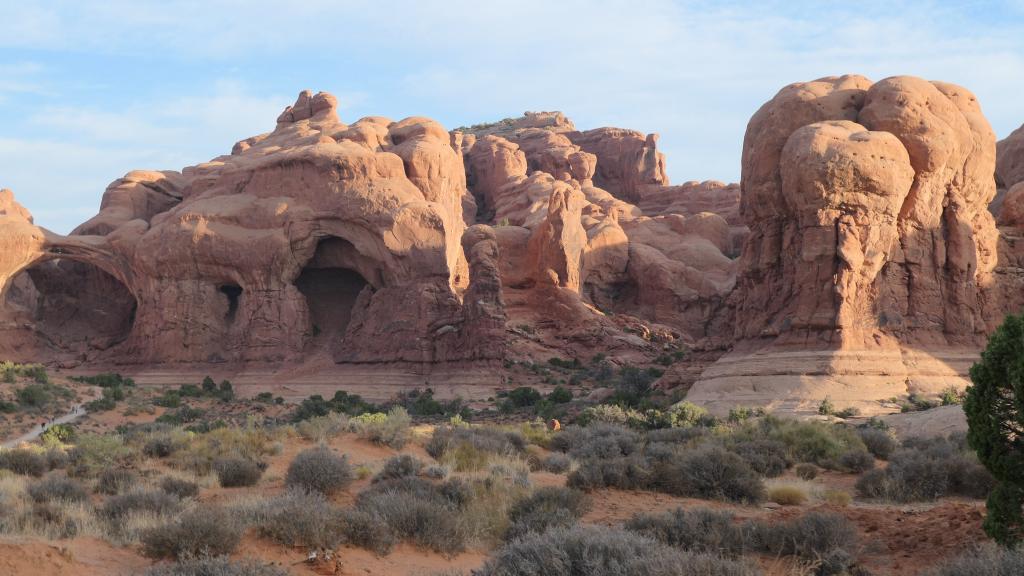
[425,465,449,479]
[171,425,277,476]
[503,387,542,409]
[159,476,199,499]
[855,443,993,502]
[576,404,640,427]
[567,455,650,491]
[727,406,765,423]
[295,412,348,442]
[652,446,764,503]
[857,427,895,460]
[0,448,48,477]
[67,433,139,478]
[625,507,747,557]
[837,450,875,473]
[42,448,68,471]
[795,463,818,480]
[72,372,133,388]
[144,556,288,576]
[924,544,1024,575]
[16,384,54,408]
[143,432,188,459]
[256,489,345,549]
[285,446,352,495]
[479,525,758,576]
[427,426,526,471]
[540,453,571,473]
[27,474,88,503]
[156,406,206,425]
[101,489,180,520]
[339,507,396,555]
[748,511,857,562]
[728,439,790,477]
[823,490,852,506]
[767,484,807,506]
[374,454,423,483]
[141,506,243,559]
[213,457,263,488]
[39,423,76,445]
[345,477,468,555]
[505,487,589,540]
[818,397,835,416]
[736,416,865,466]
[547,386,573,404]
[549,424,639,460]
[428,426,526,459]
[96,468,138,495]
[349,407,411,449]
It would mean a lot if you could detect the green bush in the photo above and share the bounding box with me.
[285,446,352,495]
[72,373,133,388]
[39,423,76,445]
[547,386,573,404]
[141,506,242,559]
[16,384,53,408]
[965,312,1024,544]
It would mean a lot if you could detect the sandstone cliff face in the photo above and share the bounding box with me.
[733,75,998,349]
[0,92,497,366]
[688,74,1023,415]
[8,80,1019,411]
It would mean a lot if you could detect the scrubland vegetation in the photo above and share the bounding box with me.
[0,359,1008,576]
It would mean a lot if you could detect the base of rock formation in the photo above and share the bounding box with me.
[688,346,977,415]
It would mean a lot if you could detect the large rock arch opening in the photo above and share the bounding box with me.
[3,258,137,353]
[295,237,372,345]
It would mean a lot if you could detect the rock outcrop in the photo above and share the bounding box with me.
[7,81,1023,414]
[689,74,1015,414]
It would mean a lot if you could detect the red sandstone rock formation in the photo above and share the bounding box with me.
[689,74,1021,415]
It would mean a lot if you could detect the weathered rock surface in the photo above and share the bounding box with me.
[6,81,1024,414]
[690,74,1021,414]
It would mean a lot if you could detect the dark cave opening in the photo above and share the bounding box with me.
[295,238,371,341]
[219,284,243,324]
[3,259,137,351]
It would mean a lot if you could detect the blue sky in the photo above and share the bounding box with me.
[2,0,1023,233]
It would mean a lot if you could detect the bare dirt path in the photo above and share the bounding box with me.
[1,403,86,449]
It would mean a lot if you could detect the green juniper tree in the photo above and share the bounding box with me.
[965,313,1024,545]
